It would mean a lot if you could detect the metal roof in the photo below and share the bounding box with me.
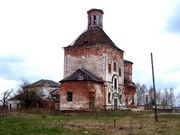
[24,79,59,88]
[60,68,103,83]
[65,28,123,52]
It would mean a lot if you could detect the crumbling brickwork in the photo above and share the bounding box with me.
[64,44,123,82]
[60,8,136,111]
[124,60,133,82]
[60,81,104,110]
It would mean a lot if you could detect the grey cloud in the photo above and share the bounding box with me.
[134,69,179,92]
[0,55,56,83]
[0,55,27,80]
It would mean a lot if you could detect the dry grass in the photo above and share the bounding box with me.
[53,114,180,135]
[0,109,180,135]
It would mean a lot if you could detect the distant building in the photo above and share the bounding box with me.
[7,79,60,110]
[59,9,136,111]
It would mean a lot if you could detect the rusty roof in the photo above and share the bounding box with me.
[124,60,133,64]
[65,28,123,52]
[24,79,59,88]
[87,8,104,14]
[60,68,103,83]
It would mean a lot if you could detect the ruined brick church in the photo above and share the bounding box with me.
[59,9,136,111]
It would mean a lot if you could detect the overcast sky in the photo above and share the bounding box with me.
[0,0,180,96]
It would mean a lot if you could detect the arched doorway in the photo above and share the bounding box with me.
[114,98,118,110]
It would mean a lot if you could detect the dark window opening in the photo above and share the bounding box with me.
[132,96,134,104]
[83,41,88,44]
[67,92,73,102]
[114,78,117,90]
[119,95,122,104]
[108,64,111,73]
[94,15,97,23]
[89,16,91,25]
[119,67,121,77]
[108,92,111,103]
[114,62,116,72]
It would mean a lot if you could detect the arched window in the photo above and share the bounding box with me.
[114,78,117,90]
[108,92,111,103]
[119,95,122,104]
[93,15,97,23]
[108,63,111,73]
[114,62,116,72]
[112,75,119,91]
[119,67,121,77]
[89,16,91,26]
[132,96,134,104]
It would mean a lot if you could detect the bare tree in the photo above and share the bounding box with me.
[136,82,176,107]
[176,94,180,107]
[160,88,175,107]
[136,83,148,105]
[17,89,41,108]
[0,89,14,108]
[164,88,170,105]
[169,88,175,107]
[16,80,40,108]
[149,87,154,105]
[156,89,161,105]
[17,79,30,94]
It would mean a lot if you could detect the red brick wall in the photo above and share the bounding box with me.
[124,62,132,82]
[39,100,55,110]
[60,81,104,111]
[65,44,123,59]
[64,44,123,82]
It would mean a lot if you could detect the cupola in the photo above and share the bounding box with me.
[87,8,104,29]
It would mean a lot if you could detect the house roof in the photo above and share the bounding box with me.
[124,60,133,64]
[124,80,136,88]
[65,28,123,52]
[8,93,23,100]
[24,79,60,88]
[49,88,59,95]
[60,68,103,83]
[8,91,41,101]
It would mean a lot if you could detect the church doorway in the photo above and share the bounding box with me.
[114,98,118,110]
[89,97,95,110]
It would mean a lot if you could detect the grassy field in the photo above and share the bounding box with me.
[0,110,180,135]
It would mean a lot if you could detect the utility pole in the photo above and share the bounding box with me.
[151,53,158,122]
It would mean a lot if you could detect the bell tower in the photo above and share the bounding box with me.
[87,8,104,29]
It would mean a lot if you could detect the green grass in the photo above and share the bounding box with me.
[0,110,180,135]
[160,113,180,119]
[0,114,106,135]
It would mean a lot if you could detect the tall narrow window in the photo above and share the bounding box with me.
[108,63,111,73]
[119,67,121,77]
[108,92,111,103]
[114,62,116,72]
[132,96,134,104]
[93,15,96,23]
[114,78,117,90]
[119,95,122,104]
[89,16,91,26]
[67,92,73,102]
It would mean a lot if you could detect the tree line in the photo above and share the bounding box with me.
[136,83,180,107]
[1,81,180,109]
[0,80,40,109]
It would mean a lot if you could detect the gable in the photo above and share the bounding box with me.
[60,68,103,83]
